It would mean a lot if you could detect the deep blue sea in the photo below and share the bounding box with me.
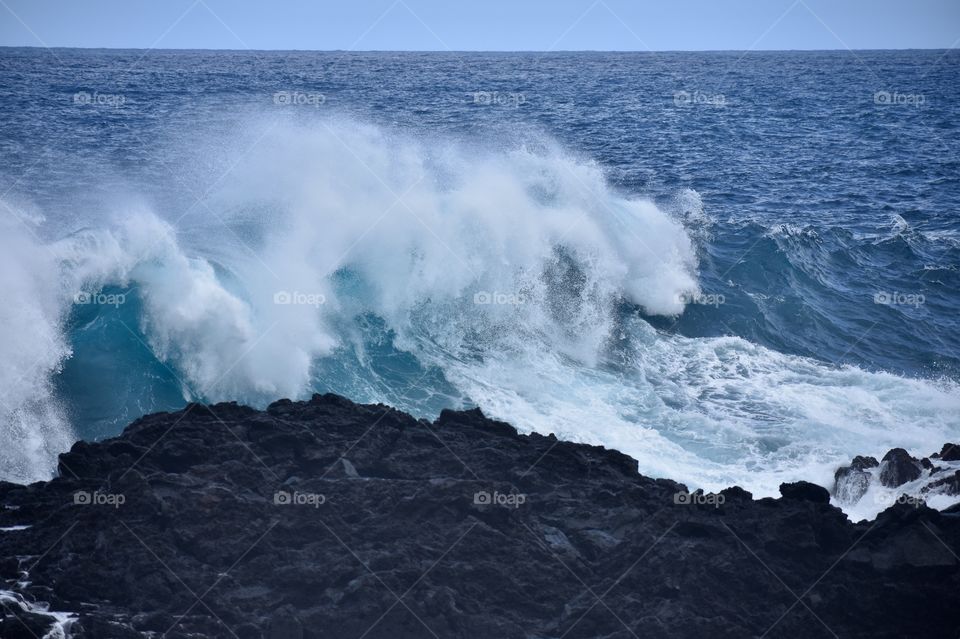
[1,49,958,516]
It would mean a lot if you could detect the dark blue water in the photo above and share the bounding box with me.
[1,49,958,505]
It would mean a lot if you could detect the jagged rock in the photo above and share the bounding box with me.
[719,485,753,502]
[835,468,871,504]
[879,448,922,488]
[937,443,960,462]
[924,470,960,496]
[852,455,880,470]
[780,480,831,504]
[0,599,57,639]
[834,456,880,504]
[0,395,958,639]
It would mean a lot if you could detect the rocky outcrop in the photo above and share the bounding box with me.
[924,470,960,496]
[1,395,959,638]
[935,443,960,462]
[779,480,830,503]
[833,455,878,504]
[879,448,923,488]
[831,446,960,509]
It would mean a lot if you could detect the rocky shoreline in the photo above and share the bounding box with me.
[1,394,958,638]
[833,445,960,514]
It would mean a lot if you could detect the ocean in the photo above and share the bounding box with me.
[1,48,958,518]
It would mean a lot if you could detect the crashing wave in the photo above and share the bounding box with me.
[0,119,958,518]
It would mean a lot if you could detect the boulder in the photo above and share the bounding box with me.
[879,448,922,488]
[937,443,960,462]
[923,470,960,496]
[780,480,831,504]
[834,456,880,504]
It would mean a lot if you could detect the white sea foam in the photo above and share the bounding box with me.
[839,460,960,523]
[54,120,700,401]
[0,589,75,638]
[423,314,960,510]
[0,213,74,484]
[1,118,958,520]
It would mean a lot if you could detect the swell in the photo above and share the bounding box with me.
[659,217,960,379]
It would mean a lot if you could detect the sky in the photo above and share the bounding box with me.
[0,0,958,51]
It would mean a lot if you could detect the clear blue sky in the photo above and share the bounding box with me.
[1,0,958,51]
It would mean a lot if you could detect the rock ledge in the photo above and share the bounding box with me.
[1,395,958,638]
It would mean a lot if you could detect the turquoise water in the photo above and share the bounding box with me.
[1,49,958,506]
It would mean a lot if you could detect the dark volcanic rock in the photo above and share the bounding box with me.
[852,455,880,470]
[924,470,960,496]
[833,456,880,505]
[879,448,923,487]
[0,394,958,639]
[779,481,830,504]
[937,443,960,462]
[1,599,58,639]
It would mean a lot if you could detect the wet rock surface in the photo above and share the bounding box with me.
[832,446,960,510]
[936,443,960,462]
[879,448,923,488]
[833,456,879,505]
[925,470,960,496]
[1,394,959,638]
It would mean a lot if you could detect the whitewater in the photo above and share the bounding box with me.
[2,118,958,520]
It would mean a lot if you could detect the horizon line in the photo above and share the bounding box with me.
[0,45,955,53]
